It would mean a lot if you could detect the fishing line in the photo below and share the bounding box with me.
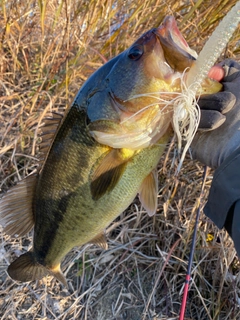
[179,165,208,320]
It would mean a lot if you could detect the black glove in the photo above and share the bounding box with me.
[192,59,240,256]
[193,59,240,168]
[198,91,236,131]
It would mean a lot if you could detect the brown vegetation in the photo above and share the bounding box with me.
[0,0,240,319]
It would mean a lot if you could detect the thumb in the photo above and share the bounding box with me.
[208,65,225,82]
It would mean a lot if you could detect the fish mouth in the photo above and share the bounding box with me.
[154,16,197,72]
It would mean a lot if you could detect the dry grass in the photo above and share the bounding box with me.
[1,0,240,319]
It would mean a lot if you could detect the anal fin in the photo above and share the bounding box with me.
[138,169,158,217]
[89,231,108,250]
[0,173,37,237]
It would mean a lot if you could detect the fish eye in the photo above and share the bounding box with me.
[128,45,143,60]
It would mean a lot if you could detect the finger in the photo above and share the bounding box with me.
[198,110,226,131]
[198,92,236,114]
[219,59,240,72]
[208,65,225,81]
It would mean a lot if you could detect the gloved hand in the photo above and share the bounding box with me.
[191,59,240,257]
[193,59,240,168]
[197,90,235,132]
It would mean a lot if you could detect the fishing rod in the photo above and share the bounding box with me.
[179,166,208,320]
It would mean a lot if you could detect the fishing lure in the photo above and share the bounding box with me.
[173,1,240,172]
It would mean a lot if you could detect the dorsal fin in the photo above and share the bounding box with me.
[138,169,158,216]
[91,148,134,201]
[0,173,37,236]
[37,112,63,165]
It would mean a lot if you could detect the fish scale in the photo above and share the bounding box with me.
[0,16,222,286]
[34,105,170,271]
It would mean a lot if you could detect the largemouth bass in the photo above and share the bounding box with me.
[0,16,221,286]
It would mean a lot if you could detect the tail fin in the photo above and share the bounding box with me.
[7,252,67,287]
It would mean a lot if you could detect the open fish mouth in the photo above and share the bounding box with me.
[154,16,197,72]
[88,16,222,151]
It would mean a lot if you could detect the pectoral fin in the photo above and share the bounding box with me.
[0,173,37,237]
[89,231,108,250]
[91,148,134,200]
[139,169,158,217]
